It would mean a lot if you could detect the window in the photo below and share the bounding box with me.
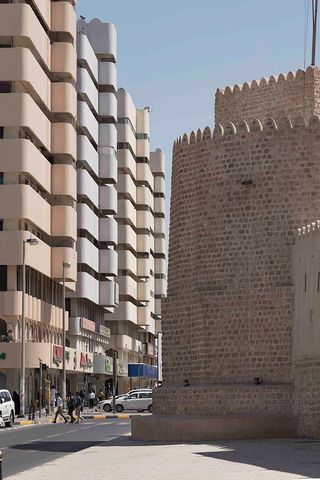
[304,273,307,292]
[0,82,10,93]
[318,272,320,292]
[139,392,152,399]
[128,393,138,399]
[0,173,3,185]
[0,128,3,139]
[0,266,7,291]
[0,220,3,231]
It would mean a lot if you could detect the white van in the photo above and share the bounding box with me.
[0,389,15,427]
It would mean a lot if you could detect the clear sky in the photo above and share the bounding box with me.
[77,0,312,219]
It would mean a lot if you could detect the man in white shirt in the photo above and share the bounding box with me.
[52,393,68,423]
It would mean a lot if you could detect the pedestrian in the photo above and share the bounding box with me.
[67,393,76,423]
[98,389,105,402]
[79,389,85,406]
[50,385,56,414]
[52,393,68,423]
[74,391,84,423]
[88,388,95,409]
[28,397,37,420]
[12,391,20,416]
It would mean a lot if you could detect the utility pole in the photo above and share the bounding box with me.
[312,0,319,66]
[39,359,42,419]
[112,350,117,414]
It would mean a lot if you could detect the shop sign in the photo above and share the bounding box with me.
[99,325,111,338]
[81,318,95,333]
[80,352,93,370]
[116,359,128,377]
[0,353,6,360]
[52,345,70,367]
[105,357,112,374]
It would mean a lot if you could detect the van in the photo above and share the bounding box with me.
[115,390,152,413]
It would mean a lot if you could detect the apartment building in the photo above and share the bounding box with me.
[66,18,119,394]
[0,0,79,403]
[106,89,166,393]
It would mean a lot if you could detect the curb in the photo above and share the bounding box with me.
[14,420,38,426]
[13,414,132,425]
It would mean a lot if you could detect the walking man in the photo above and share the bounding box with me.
[67,393,76,423]
[52,393,68,423]
[74,391,84,423]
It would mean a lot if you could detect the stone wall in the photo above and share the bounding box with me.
[215,67,320,125]
[294,357,320,437]
[157,116,320,417]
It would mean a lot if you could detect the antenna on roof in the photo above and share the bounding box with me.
[311,0,318,66]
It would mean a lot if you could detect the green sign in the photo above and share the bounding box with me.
[105,358,112,374]
[0,353,6,360]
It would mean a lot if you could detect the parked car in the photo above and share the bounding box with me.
[97,389,152,413]
[0,389,15,427]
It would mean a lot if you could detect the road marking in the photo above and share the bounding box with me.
[46,433,64,438]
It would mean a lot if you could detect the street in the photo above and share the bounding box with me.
[0,419,131,478]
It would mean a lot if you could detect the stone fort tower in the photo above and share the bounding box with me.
[133,66,320,440]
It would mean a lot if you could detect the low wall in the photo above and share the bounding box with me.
[294,357,320,438]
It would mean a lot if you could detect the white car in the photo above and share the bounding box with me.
[97,389,152,413]
[0,389,15,427]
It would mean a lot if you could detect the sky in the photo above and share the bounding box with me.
[77,0,312,222]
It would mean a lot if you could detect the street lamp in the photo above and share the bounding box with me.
[20,237,39,416]
[62,261,71,404]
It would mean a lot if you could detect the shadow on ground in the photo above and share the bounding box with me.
[11,436,320,478]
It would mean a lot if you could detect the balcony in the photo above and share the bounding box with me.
[136,210,152,230]
[78,169,99,208]
[78,135,99,176]
[136,163,153,189]
[154,217,165,235]
[99,216,117,245]
[51,1,77,40]
[138,280,150,302]
[77,237,99,273]
[52,164,76,199]
[85,20,116,61]
[154,197,165,214]
[117,199,136,224]
[155,258,166,275]
[154,176,165,194]
[99,62,117,89]
[118,250,137,276]
[137,258,150,278]
[31,0,51,28]
[118,225,136,250]
[154,237,165,254]
[77,33,98,81]
[117,148,135,177]
[100,249,117,276]
[100,280,119,307]
[137,234,151,254]
[0,139,50,193]
[137,186,153,207]
[78,101,98,144]
[99,185,117,213]
[98,147,117,182]
[117,173,136,202]
[99,92,117,121]
[51,247,77,282]
[68,271,99,304]
[77,67,98,114]
[52,82,77,118]
[155,278,167,295]
[99,124,117,151]
[52,205,77,239]
[51,42,76,81]
[52,123,76,160]
[137,305,151,326]
[78,203,99,240]
[112,302,137,323]
[118,276,137,300]
[150,149,165,175]
[136,139,150,159]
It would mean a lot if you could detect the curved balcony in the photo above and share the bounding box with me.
[117,123,136,153]
[99,185,117,213]
[77,67,98,114]
[98,147,117,182]
[154,197,165,215]
[137,305,151,326]
[117,149,135,177]
[150,149,165,175]
[155,258,166,276]
[99,124,117,151]
[116,199,136,225]
[100,280,119,307]
[0,231,50,277]
[78,204,99,240]
[154,176,165,194]
[154,237,166,254]
[52,123,76,160]
[155,299,162,317]
[155,278,167,295]
[68,271,99,304]
[117,89,136,124]
[99,92,117,121]
[117,173,136,202]
[100,248,118,276]
[78,135,99,176]
[138,280,150,302]
[51,205,77,239]
[78,169,99,208]
[136,109,150,136]
[52,82,77,118]
[85,20,116,61]
[99,216,117,245]
[118,250,136,276]
[155,217,165,235]
[137,186,153,207]
[136,163,153,189]
[99,62,117,89]
[118,225,136,250]
[51,42,76,81]
[137,258,150,278]
[51,247,77,281]
[77,33,98,81]
[0,93,51,150]
[112,301,137,323]
[52,164,76,199]
[136,139,150,159]
[0,48,50,109]
[136,210,152,230]
[0,185,50,234]
[0,4,50,66]
[78,237,99,273]
[51,1,76,40]
[137,234,151,254]
[0,139,50,193]
[78,101,98,144]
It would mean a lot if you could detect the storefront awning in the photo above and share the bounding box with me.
[128,363,157,379]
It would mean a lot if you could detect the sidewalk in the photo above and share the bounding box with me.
[6,436,320,480]
[14,412,147,425]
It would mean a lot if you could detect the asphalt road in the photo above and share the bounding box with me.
[0,419,131,478]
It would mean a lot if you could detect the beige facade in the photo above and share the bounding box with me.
[0,0,83,400]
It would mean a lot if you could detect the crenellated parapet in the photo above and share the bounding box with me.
[173,114,320,151]
[297,221,320,237]
[215,67,320,126]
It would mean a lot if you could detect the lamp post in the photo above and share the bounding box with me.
[20,237,39,417]
[62,261,71,404]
